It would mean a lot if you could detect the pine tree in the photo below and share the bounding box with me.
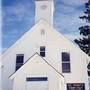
[74,0,90,56]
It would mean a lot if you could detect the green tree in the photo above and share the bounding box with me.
[74,0,90,56]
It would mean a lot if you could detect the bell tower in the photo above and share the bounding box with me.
[35,0,54,25]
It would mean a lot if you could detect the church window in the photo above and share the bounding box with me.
[88,70,90,76]
[41,29,45,35]
[16,54,24,71]
[40,5,47,10]
[26,77,48,81]
[87,63,90,76]
[40,46,45,57]
[87,63,90,89]
[62,52,71,73]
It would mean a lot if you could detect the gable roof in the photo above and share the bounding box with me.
[2,19,90,64]
[2,20,47,55]
[9,52,64,79]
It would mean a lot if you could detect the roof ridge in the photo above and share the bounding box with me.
[9,52,64,79]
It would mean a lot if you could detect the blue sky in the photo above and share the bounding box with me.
[2,0,88,52]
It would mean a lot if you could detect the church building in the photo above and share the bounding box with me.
[1,0,90,90]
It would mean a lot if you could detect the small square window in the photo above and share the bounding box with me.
[41,29,45,35]
[40,46,45,57]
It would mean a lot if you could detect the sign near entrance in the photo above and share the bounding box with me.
[67,83,85,90]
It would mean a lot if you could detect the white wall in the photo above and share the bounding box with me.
[12,54,64,90]
[2,20,89,90]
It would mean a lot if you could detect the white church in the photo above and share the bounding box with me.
[1,0,90,90]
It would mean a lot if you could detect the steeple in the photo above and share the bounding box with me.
[35,0,54,25]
